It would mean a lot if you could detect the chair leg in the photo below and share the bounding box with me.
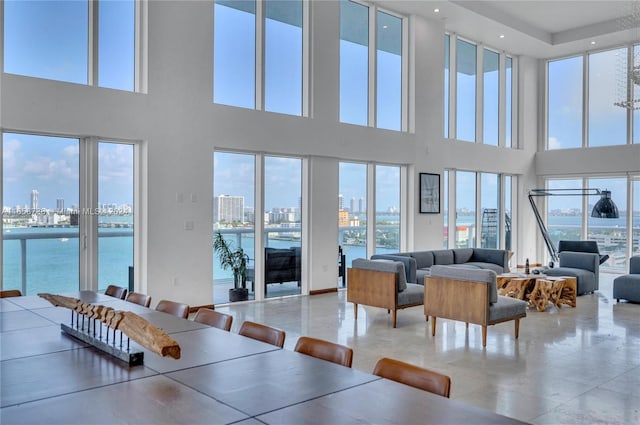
[392,310,397,328]
[353,304,358,320]
[431,317,437,336]
[482,326,487,347]
[514,319,520,339]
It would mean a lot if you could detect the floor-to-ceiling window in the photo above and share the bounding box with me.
[2,134,80,294]
[3,134,136,295]
[264,156,302,298]
[480,173,499,248]
[213,152,256,303]
[375,165,400,254]
[588,178,627,270]
[338,162,367,286]
[455,171,476,248]
[97,142,134,292]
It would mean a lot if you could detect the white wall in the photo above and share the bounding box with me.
[1,1,560,305]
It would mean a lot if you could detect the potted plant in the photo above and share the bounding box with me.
[214,232,250,302]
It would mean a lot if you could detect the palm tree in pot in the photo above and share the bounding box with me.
[214,232,250,302]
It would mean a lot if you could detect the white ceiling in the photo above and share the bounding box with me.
[378,0,640,58]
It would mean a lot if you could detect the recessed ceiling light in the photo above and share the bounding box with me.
[590,41,597,45]
[434,8,440,13]
[499,34,505,39]
[383,25,388,29]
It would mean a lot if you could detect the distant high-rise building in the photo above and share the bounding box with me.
[56,198,64,212]
[338,194,344,210]
[358,197,364,213]
[31,190,38,211]
[214,195,244,224]
[350,197,356,213]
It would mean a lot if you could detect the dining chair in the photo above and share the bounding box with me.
[294,336,353,368]
[193,308,233,331]
[126,292,152,308]
[155,299,190,319]
[0,289,22,298]
[104,284,127,300]
[238,320,285,348]
[373,357,451,398]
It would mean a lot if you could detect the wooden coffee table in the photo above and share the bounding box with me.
[496,274,577,312]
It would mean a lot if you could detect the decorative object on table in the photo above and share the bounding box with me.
[528,188,619,266]
[419,172,440,214]
[525,258,530,274]
[214,232,250,302]
[38,293,181,364]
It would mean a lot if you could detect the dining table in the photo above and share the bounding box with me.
[0,291,528,424]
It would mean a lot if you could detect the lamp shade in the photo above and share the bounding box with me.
[591,190,619,218]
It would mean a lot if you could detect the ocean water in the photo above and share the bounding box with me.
[4,213,638,295]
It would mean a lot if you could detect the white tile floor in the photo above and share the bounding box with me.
[215,273,640,424]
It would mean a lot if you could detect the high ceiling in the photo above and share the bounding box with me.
[377,0,640,58]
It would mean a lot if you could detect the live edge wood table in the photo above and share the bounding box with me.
[497,273,577,312]
[1,292,528,425]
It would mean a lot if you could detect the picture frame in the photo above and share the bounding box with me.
[419,173,440,214]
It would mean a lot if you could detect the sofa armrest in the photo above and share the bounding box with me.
[370,254,417,284]
[630,256,640,274]
[471,248,508,269]
[347,268,398,310]
[558,251,599,274]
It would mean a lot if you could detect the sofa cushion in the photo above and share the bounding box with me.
[489,295,527,322]
[416,268,430,285]
[352,258,407,292]
[432,250,454,265]
[453,249,474,264]
[410,251,434,269]
[465,262,504,274]
[430,265,498,304]
[397,283,424,307]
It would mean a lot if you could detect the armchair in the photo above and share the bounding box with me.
[613,256,640,303]
[347,258,424,328]
[545,251,599,295]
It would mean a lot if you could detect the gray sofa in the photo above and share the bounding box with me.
[544,251,599,295]
[372,248,509,285]
[613,256,640,303]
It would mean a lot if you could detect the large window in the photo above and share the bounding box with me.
[588,48,627,147]
[338,162,367,285]
[213,1,256,108]
[546,179,583,247]
[456,39,477,142]
[214,0,305,115]
[213,152,256,303]
[375,165,401,253]
[4,0,138,91]
[2,134,136,295]
[98,142,134,292]
[483,49,500,146]
[339,1,406,131]
[445,35,515,146]
[548,46,639,149]
[339,0,368,126]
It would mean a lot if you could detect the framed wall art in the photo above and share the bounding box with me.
[419,173,440,214]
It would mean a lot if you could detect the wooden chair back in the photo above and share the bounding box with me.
[193,308,233,331]
[155,299,190,319]
[0,289,22,298]
[238,321,285,348]
[373,357,451,398]
[104,285,127,300]
[294,336,353,368]
[126,292,152,308]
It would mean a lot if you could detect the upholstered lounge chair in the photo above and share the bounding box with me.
[613,256,640,303]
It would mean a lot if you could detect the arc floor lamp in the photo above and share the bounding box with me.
[528,188,619,265]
